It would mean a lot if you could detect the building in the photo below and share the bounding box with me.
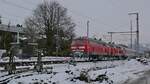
[0,24,24,49]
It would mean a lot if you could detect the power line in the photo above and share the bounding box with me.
[1,9,24,19]
[0,8,25,24]
[1,16,22,24]
[68,9,129,31]
[1,0,32,11]
[69,9,114,28]
[0,0,129,32]
[20,0,38,6]
[1,0,120,30]
[0,0,34,23]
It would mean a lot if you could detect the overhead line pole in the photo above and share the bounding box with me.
[130,20,133,48]
[108,32,113,43]
[87,20,90,60]
[108,31,137,43]
[87,21,89,39]
[128,12,139,53]
[108,31,137,34]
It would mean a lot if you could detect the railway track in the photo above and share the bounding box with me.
[0,60,67,67]
[0,66,42,84]
[0,72,35,84]
[0,59,126,84]
[0,58,93,67]
[0,64,65,84]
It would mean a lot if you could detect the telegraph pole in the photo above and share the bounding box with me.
[87,20,89,39]
[130,20,133,48]
[87,20,90,60]
[137,13,139,52]
[128,13,139,52]
[16,24,21,44]
[109,32,113,43]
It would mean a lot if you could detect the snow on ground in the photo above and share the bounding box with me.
[89,59,150,84]
[1,59,150,84]
[0,56,71,62]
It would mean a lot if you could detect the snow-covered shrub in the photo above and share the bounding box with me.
[32,82,40,84]
[75,70,90,83]
[91,72,113,84]
[17,82,24,84]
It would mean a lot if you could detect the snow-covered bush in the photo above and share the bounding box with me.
[92,72,113,84]
[76,70,90,83]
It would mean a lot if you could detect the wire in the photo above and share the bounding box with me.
[0,0,129,31]
[68,9,116,28]
[1,9,24,19]
[67,8,130,31]
[20,0,38,6]
[0,0,117,29]
[0,0,34,23]
[1,0,32,11]
[1,16,19,24]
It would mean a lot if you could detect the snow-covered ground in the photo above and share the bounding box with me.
[0,59,150,84]
[0,56,71,62]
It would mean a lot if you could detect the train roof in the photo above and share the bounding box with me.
[74,37,107,45]
[89,38,107,45]
[74,37,130,49]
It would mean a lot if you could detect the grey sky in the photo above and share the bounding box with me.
[0,0,149,44]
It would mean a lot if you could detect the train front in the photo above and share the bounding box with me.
[70,38,89,61]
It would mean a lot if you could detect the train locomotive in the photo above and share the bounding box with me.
[70,37,137,61]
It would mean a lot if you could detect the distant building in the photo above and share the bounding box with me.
[0,24,24,49]
[0,24,24,33]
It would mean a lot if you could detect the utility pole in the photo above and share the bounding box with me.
[87,20,89,39]
[108,32,113,43]
[108,31,136,44]
[130,20,133,48]
[128,13,139,53]
[16,24,21,44]
[87,20,90,60]
[136,13,139,52]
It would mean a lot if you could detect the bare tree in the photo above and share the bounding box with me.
[24,1,75,55]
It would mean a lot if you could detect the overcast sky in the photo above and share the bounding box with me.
[0,0,149,44]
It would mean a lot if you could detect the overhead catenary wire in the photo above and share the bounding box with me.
[0,0,34,23]
[1,0,32,11]
[21,0,127,31]
[1,9,24,19]
[0,0,129,32]
[20,0,38,6]
[0,9,25,24]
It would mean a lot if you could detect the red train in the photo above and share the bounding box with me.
[71,37,137,61]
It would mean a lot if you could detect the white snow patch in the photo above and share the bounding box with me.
[2,59,150,84]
